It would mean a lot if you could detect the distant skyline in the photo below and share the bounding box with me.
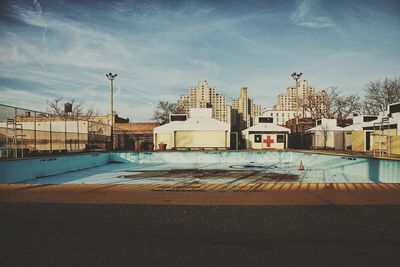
[1,0,399,121]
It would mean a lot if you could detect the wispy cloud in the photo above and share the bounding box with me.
[5,4,131,69]
[0,86,51,108]
[291,0,334,28]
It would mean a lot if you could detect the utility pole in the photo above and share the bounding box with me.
[106,72,117,150]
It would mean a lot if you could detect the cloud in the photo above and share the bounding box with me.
[0,86,51,110]
[1,0,399,121]
[5,3,132,69]
[291,0,334,28]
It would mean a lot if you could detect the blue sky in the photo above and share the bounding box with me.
[0,0,399,121]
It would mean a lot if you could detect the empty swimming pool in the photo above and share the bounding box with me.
[0,151,399,185]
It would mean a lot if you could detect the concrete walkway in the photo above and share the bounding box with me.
[1,183,399,205]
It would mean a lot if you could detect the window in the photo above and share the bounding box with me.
[389,102,400,114]
[277,135,284,143]
[363,116,378,122]
[254,135,262,143]
[259,117,273,123]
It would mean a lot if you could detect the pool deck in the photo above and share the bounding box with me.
[1,182,399,206]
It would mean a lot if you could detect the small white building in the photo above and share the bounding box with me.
[307,118,345,150]
[153,108,230,150]
[242,116,290,149]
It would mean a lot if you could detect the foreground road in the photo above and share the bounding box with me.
[1,202,400,266]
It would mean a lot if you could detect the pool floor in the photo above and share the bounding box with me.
[19,161,379,185]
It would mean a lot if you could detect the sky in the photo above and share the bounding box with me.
[0,0,399,121]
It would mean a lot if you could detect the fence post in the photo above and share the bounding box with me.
[14,107,17,159]
[65,118,67,151]
[77,119,80,151]
[49,115,52,151]
[34,111,37,151]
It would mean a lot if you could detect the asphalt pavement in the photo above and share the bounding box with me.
[1,203,399,267]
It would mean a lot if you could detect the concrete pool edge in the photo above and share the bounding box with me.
[1,183,399,206]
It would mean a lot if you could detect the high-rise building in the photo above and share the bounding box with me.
[277,80,315,112]
[178,81,231,124]
[231,87,262,132]
[265,80,326,125]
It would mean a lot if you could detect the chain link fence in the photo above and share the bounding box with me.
[0,104,114,158]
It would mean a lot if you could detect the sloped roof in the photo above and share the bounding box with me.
[242,123,290,134]
[342,123,364,131]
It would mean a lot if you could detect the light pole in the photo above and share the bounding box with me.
[291,72,302,123]
[106,72,117,149]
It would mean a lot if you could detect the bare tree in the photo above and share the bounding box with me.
[301,87,361,119]
[317,124,329,150]
[47,98,97,121]
[363,77,400,115]
[176,98,189,114]
[152,100,184,125]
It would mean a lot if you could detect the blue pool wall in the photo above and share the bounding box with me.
[0,153,110,183]
[112,151,400,183]
[0,151,399,183]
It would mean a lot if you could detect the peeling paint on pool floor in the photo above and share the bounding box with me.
[15,161,386,186]
[119,169,298,181]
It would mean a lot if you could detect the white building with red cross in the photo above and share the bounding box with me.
[241,116,290,149]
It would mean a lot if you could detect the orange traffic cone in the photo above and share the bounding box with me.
[299,160,305,171]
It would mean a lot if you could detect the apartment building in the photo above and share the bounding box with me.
[266,80,326,125]
[178,81,231,124]
[231,87,262,132]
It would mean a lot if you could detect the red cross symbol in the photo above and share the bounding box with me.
[263,136,274,147]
